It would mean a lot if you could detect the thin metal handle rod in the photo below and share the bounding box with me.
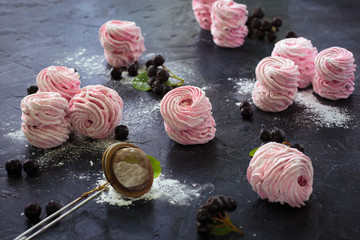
[14,182,110,240]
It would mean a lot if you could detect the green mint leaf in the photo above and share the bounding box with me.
[132,72,151,91]
[249,147,259,157]
[209,223,234,236]
[147,155,161,178]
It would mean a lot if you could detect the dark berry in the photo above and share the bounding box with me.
[148,77,158,88]
[127,63,138,76]
[196,222,210,236]
[252,7,265,19]
[152,80,164,95]
[152,55,165,66]
[256,30,266,39]
[145,59,154,69]
[5,159,22,176]
[196,208,211,223]
[225,197,237,212]
[267,31,277,41]
[147,66,158,78]
[291,143,305,153]
[261,20,272,31]
[46,201,63,217]
[250,18,261,29]
[115,125,129,140]
[205,196,221,213]
[245,16,253,27]
[73,68,77,73]
[157,69,170,82]
[270,129,286,143]
[23,159,39,176]
[162,85,173,96]
[260,129,271,142]
[27,85,38,95]
[111,68,122,80]
[24,203,41,221]
[272,17,283,27]
[240,106,253,119]
[240,101,251,109]
[285,31,298,38]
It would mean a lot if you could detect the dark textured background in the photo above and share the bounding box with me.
[1,0,359,239]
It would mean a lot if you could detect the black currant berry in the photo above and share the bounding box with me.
[148,77,158,88]
[5,159,22,176]
[247,27,254,37]
[23,159,39,176]
[240,101,251,109]
[152,80,164,95]
[147,66,158,78]
[270,129,286,143]
[261,20,272,31]
[240,107,253,119]
[256,30,266,39]
[246,16,253,27]
[196,208,211,223]
[153,55,165,66]
[27,85,38,95]
[267,31,277,41]
[111,68,122,80]
[145,59,154,69]
[127,63,138,77]
[157,69,170,82]
[250,18,261,29]
[46,201,63,217]
[291,143,305,153]
[285,31,298,38]
[162,85,173,96]
[196,222,210,236]
[115,125,129,140]
[272,17,283,27]
[225,196,237,212]
[24,203,41,221]
[252,7,265,19]
[260,129,271,142]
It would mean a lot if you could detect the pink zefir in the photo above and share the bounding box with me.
[247,142,314,208]
[99,20,146,68]
[36,66,81,102]
[192,0,219,30]
[210,0,248,48]
[252,56,299,112]
[313,46,356,100]
[20,92,71,149]
[160,86,216,145]
[271,37,318,88]
[69,85,123,139]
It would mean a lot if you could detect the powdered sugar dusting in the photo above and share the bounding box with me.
[5,129,25,142]
[294,89,353,128]
[230,77,255,95]
[96,175,214,207]
[54,48,104,79]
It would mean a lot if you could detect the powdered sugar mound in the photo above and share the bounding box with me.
[96,175,214,206]
[54,48,104,79]
[230,77,256,96]
[5,129,25,142]
[294,89,353,128]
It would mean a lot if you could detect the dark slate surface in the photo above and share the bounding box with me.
[1,0,360,239]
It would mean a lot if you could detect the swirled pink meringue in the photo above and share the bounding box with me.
[99,20,146,68]
[252,81,297,112]
[69,85,123,139]
[210,1,248,48]
[160,86,216,145]
[36,66,81,102]
[313,47,356,100]
[252,56,299,112]
[20,92,71,149]
[247,142,314,208]
[271,37,318,88]
[192,0,218,30]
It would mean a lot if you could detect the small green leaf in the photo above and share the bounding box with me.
[249,147,259,157]
[209,223,234,236]
[147,155,161,178]
[132,72,151,91]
